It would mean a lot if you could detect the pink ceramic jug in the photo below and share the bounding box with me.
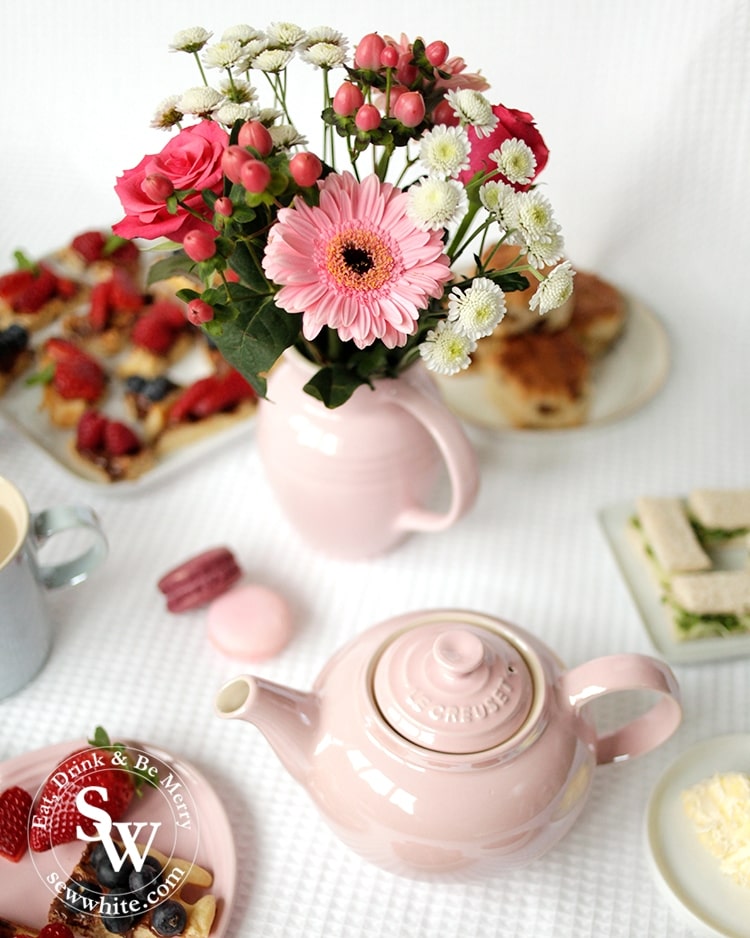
[255,349,479,560]
[216,609,682,877]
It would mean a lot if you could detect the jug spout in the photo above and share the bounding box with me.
[215,675,319,786]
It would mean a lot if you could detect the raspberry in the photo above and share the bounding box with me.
[76,409,107,451]
[103,420,141,456]
[71,230,107,262]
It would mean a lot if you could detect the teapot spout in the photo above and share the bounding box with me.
[215,675,319,786]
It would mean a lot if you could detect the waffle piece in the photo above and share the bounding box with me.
[480,327,591,428]
[68,411,155,483]
[567,269,626,358]
[61,269,146,357]
[47,842,216,938]
[0,262,84,333]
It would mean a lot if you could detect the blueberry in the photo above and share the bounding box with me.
[100,886,144,933]
[0,324,29,350]
[90,842,133,888]
[125,374,147,394]
[100,912,135,935]
[151,899,187,936]
[129,855,164,899]
[144,375,177,401]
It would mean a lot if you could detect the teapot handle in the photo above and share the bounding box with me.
[379,377,480,533]
[558,654,682,765]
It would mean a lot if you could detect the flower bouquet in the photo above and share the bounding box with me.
[113,23,573,408]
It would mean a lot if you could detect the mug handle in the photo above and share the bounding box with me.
[558,654,682,765]
[32,505,108,589]
[378,378,480,533]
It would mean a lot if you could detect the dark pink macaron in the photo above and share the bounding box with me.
[157,546,242,613]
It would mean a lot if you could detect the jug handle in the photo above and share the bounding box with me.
[558,654,682,765]
[379,378,480,533]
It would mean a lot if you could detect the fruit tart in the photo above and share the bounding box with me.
[46,841,216,938]
[34,338,108,428]
[117,300,194,379]
[69,410,154,483]
[123,374,182,442]
[0,258,83,332]
[61,268,146,356]
[156,368,257,455]
[54,229,141,281]
[0,324,33,395]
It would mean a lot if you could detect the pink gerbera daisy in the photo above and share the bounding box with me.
[262,172,452,349]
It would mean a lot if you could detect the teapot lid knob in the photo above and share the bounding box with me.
[372,619,535,755]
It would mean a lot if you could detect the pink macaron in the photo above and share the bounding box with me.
[207,583,293,661]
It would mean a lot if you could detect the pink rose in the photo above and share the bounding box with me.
[113,121,229,243]
[459,104,549,190]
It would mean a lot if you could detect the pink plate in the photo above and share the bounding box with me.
[0,737,236,934]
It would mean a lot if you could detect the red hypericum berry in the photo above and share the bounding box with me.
[332,81,365,117]
[396,54,418,87]
[240,159,272,194]
[425,40,449,67]
[183,229,217,263]
[393,91,426,128]
[355,104,381,132]
[354,32,385,70]
[0,785,32,862]
[38,925,76,938]
[432,98,460,127]
[221,145,253,185]
[237,120,273,157]
[380,45,399,68]
[214,197,234,217]
[186,298,215,325]
[141,172,175,202]
[289,152,323,188]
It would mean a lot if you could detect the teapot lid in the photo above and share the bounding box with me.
[372,618,535,754]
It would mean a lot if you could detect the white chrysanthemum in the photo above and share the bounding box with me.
[304,26,347,46]
[479,180,519,226]
[445,89,498,138]
[522,231,566,269]
[268,123,308,148]
[266,22,306,49]
[490,138,537,186]
[448,277,506,338]
[202,40,245,70]
[514,190,558,242]
[221,25,265,45]
[419,320,477,375]
[530,261,576,315]
[179,86,223,117]
[252,48,294,72]
[300,41,348,68]
[150,95,183,130]
[234,40,270,72]
[170,27,212,54]
[256,107,283,126]
[219,78,257,105]
[418,126,471,179]
[407,178,468,231]
[215,102,260,126]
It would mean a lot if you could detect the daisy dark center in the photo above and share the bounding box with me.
[326,227,395,292]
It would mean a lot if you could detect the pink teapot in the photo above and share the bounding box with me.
[215,609,681,877]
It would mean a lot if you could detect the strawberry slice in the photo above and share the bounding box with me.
[109,268,144,311]
[88,280,113,331]
[192,369,256,418]
[53,356,106,401]
[29,727,141,853]
[43,336,90,363]
[167,375,217,423]
[0,785,32,862]
[10,264,57,313]
[76,409,108,451]
[103,419,141,456]
[0,268,34,302]
[71,230,107,262]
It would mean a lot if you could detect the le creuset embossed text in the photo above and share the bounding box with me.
[216,609,681,877]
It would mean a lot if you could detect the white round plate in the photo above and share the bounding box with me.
[435,295,670,433]
[647,734,750,937]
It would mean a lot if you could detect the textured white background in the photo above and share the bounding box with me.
[1,0,749,935]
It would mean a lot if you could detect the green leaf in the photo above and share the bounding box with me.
[207,294,302,398]
[228,241,270,293]
[303,363,371,408]
[146,252,198,287]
